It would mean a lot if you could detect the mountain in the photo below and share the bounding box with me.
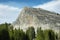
[13,7,60,33]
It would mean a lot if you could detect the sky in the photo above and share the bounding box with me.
[0,0,60,24]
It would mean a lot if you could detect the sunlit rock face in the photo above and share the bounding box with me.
[13,7,60,33]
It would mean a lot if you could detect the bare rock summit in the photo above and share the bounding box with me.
[13,7,60,33]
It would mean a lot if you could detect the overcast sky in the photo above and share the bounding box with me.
[0,0,60,24]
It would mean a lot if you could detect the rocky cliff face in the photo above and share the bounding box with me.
[13,7,60,33]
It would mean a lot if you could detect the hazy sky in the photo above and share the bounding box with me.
[0,0,60,24]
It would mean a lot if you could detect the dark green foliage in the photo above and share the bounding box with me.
[36,27,44,40]
[44,30,56,40]
[9,26,28,40]
[48,30,55,40]
[14,29,26,40]
[0,29,10,40]
[36,27,58,40]
[0,23,59,40]
[9,26,14,40]
[26,26,35,40]
[0,23,10,40]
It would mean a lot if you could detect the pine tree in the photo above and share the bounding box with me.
[44,30,55,40]
[36,27,44,40]
[26,26,35,40]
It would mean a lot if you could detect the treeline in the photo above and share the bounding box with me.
[0,23,59,40]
